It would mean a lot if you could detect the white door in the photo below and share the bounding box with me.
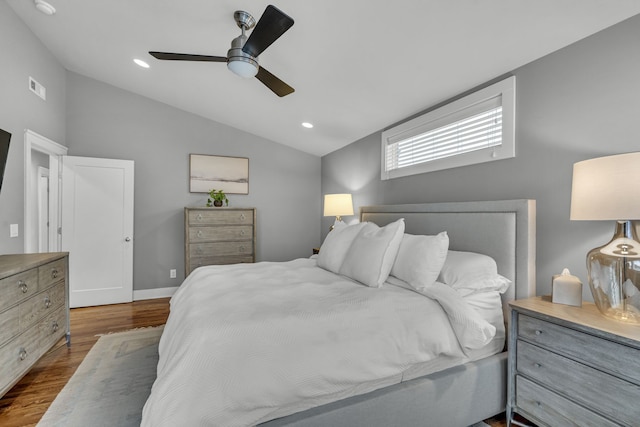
[37,167,49,252]
[61,156,134,308]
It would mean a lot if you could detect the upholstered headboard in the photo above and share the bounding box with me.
[360,200,536,310]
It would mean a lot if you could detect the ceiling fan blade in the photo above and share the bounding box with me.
[256,66,294,97]
[149,51,227,62]
[242,5,294,58]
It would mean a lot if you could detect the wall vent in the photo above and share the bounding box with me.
[29,76,46,100]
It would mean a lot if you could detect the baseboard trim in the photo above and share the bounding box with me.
[133,286,179,301]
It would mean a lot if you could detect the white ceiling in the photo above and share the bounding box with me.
[7,1,640,157]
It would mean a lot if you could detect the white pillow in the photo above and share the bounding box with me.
[438,250,511,294]
[317,222,366,274]
[390,232,449,291]
[339,219,405,288]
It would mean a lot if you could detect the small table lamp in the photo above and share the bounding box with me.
[570,151,640,323]
[323,194,354,230]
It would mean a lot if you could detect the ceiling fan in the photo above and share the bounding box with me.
[149,5,295,97]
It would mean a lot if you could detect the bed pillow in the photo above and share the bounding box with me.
[339,218,405,288]
[317,222,367,274]
[438,250,511,294]
[390,232,449,291]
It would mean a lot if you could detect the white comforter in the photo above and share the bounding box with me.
[141,258,496,426]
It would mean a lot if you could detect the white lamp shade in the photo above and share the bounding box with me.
[570,152,640,220]
[323,194,354,217]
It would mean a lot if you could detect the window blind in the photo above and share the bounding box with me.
[385,97,502,172]
[380,76,515,180]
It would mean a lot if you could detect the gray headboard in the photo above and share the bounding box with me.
[360,199,536,306]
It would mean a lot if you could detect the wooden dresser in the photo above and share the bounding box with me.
[508,296,640,427]
[184,207,256,276]
[0,252,70,398]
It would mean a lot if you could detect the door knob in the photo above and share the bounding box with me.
[125,237,131,242]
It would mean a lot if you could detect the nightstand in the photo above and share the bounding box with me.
[508,296,640,427]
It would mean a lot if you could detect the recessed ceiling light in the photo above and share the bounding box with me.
[301,122,314,129]
[34,0,56,15]
[134,59,150,68]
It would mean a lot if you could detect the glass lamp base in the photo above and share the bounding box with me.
[587,221,640,324]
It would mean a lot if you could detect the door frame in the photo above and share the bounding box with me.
[24,130,67,252]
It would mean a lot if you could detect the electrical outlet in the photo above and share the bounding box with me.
[170,269,177,279]
[9,224,18,238]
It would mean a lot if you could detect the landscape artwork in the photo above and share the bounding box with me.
[189,154,249,194]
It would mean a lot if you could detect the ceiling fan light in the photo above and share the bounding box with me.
[227,59,258,78]
[34,0,56,15]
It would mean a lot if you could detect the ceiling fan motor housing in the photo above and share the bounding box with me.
[227,34,259,78]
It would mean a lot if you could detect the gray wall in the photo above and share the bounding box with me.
[321,14,640,300]
[0,1,66,254]
[66,72,321,290]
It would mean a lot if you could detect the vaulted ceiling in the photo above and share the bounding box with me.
[8,1,640,156]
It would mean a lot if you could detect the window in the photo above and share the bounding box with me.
[381,76,515,180]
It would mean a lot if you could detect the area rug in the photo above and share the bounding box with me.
[37,326,163,427]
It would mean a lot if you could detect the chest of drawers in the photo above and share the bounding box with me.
[184,207,256,276]
[0,252,70,398]
[508,297,640,427]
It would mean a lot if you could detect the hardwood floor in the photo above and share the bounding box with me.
[0,298,170,427]
[0,297,512,427]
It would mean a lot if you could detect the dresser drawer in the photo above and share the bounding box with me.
[190,241,254,258]
[189,255,254,269]
[518,314,640,384]
[517,339,640,425]
[38,258,66,289]
[0,269,39,312]
[0,305,20,347]
[38,306,66,350]
[516,375,618,427]
[0,325,42,394]
[188,209,254,225]
[189,225,253,243]
[19,281,66,332]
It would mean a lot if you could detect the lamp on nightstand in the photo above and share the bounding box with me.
[323,193,354,231]
[570,151,640,323]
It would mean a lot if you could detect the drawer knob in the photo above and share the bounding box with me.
[196,248,203,255]
[18,347,27,361]
[52,321,59,333]
[44,296,52,308]
[18,280,28,293]
[240,213,246,220]
[196,214,203,221]
[51,268,59,279]
[239,246,245,253]
[197,230,203,238]
[535,330,543,336]
[240,230,245,236]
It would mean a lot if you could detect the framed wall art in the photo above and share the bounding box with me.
[189,154,249,194]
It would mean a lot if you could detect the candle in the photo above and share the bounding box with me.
[552,268,582,307]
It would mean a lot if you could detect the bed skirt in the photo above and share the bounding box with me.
[261,352,507,427]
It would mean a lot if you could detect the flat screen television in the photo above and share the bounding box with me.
[0,128,11,194]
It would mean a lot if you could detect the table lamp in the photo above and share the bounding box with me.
[570,151,640,323]
[323,194,354,230]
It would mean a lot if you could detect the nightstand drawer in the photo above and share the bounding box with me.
[189,225,253,243]
[519,314,640,384]
[516,376,618,427]
[517,340,640,426]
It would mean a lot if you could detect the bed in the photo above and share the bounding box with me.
[142,199,536,427]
